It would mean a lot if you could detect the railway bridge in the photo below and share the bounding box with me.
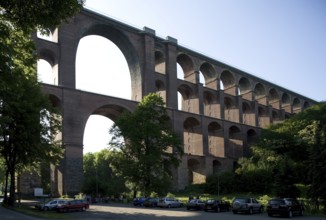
[33,8,316,196]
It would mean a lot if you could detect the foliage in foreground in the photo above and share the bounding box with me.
[205,103,326,212]
[0,0,84,206]
[82,149,127,197]
[109,93,183,196]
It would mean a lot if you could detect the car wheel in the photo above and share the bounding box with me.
[288,210,293,218]
[82,206,86,211]
[44,206,49,211]
[249,208,253,215]
[217,207,221,212]
[168,204,171,208]
[64,208,68,213]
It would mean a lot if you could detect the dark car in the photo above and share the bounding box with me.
[143,197,159,207]
[56,199,89,212]
[232,197,263,214]
[133,197,145,206]
[204,199,231,212]
[186,199,206,210]
[267,198,304,218]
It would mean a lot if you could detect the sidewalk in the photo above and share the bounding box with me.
[0,205,41,220]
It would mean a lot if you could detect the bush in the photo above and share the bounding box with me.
[166,192,175,198]
[205,171,236,194]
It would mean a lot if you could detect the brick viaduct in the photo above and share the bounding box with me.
[33,8,317,196]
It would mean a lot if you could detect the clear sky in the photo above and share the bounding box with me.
[65,0,326,153]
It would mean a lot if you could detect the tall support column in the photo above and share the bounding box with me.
[62,143,84,196]
[51,143,84,197]
[165,37,178,109]
[141,27,156,96]
[58,22,78,88]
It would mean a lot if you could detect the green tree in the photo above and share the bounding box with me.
[82,149,126,197]
[0,0,84,33]
[237,103,326,210]
[0,0,84,207]
[109,93,183,196]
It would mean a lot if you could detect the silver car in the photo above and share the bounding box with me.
[157,198,183,208]
[36,199,68,211]
[232,197,263,214]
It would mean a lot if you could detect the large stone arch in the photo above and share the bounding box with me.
[212,160,222,175]
[178,84,197,113]
[187,158,205,184]
[242,101,255,126]
[203,91,220,118]
[224,96,239,123]
[220,70,236,95]
[254,83,267,104]
[238,77,251,95]
[177,53,195,82]
[199,62,217,87]
[155,79,166,104]
[208,121,224,157]
[80,24,142,101]
[155,50,166,74]
[227,125,243,159]
[293,97,301,113]
[183,117,202,155]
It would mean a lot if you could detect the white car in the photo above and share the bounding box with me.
[157,198,183,208]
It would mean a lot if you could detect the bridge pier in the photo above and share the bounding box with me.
[51,143,84,197]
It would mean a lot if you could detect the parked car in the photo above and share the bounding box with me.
[186,199,206,210]
[133,197,145,206]
[204,199,231,212]
[266,198,304,218]
[143,197,159,207]
[35,199,68,211]
[157,198,183,208]
[56,199,89,212]
[232,197,263,214]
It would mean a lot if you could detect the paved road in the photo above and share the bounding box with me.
[1,203,325,220]
[0,205,40,220]
[65,203,324,220]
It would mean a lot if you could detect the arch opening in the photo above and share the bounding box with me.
[183,117,202,155]
[208,122,224,157]
[76,35,131,100]
[187,159,202,184]
[37,59,58,85]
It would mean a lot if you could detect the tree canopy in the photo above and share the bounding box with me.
[0,0,84,33]
[82,149,127,197]
[235,103,326,208]
[0,0,84,206]
[109,93,183,196]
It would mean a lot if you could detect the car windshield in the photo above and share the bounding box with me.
[235,198,250,203]
[269,199,285,205]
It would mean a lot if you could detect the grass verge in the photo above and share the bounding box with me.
[12,205,69,219]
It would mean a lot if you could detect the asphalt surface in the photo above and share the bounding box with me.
[1,202,325,220]
[0,205,41,220]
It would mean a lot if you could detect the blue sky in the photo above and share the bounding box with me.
[73,0,326,153]
[85,0,325,102]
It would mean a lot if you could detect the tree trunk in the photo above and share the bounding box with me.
[8,167,16,206]
[3,170,9,205]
